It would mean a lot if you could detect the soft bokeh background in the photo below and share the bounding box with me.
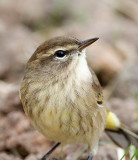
[0,0,138,160]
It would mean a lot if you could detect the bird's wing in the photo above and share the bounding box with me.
[89,67,103,104]
[89,66,138,148]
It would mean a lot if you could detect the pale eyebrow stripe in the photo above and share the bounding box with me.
[36,44,78,60]
[40,45,78,57]
[48,44,78,53]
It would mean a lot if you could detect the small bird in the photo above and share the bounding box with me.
[20,36,138,160]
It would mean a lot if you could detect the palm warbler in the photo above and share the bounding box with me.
[20,36,138,160]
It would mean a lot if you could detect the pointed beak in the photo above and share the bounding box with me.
[78,37,99,51]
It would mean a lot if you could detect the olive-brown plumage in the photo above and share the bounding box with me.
[20,36,138,160]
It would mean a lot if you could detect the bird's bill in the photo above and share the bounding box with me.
[79,37,99,51]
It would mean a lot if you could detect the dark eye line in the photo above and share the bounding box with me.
[66,49,77,55]
[54,49,75,56]
[52,48,78,60]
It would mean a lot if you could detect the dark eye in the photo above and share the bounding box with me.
[55,50,66,58]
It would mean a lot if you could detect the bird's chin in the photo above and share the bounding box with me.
[77,49,86,59]
[74,49,86,58]
[81,48,86,56]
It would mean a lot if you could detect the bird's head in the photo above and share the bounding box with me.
[26,36,98,79]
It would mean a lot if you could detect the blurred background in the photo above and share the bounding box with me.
[0,0,138,160]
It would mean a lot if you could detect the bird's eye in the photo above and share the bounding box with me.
[55,50,66,59]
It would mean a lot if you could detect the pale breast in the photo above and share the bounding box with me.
[20,55,107,145]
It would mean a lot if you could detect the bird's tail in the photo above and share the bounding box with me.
[105,111,138,149]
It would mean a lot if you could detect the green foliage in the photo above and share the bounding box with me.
[12,148,20,157]
[120,145,138,160]
[120,145,131,160]
[130,148,138,160]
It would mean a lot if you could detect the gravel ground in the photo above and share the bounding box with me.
[0,0,138,159]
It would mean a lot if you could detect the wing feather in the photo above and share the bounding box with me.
[89,67,103,104]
